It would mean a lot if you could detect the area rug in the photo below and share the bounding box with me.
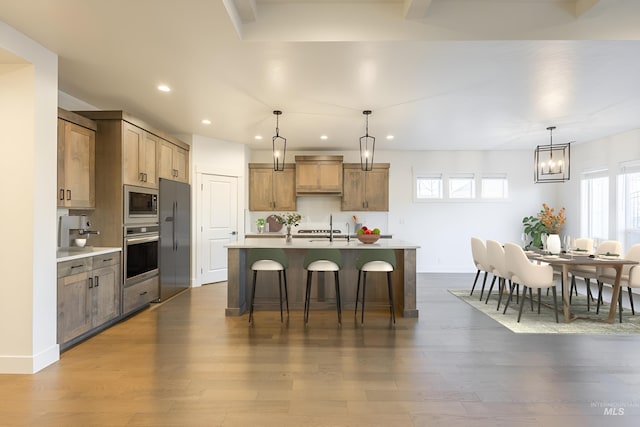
[449,289,640,334]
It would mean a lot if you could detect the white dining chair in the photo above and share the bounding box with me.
[568,237,594,302]
[595,244,640,323]
[504,243,559,323]
[470,237,492,300]
[570,239,621,311]
[484,240,516,311]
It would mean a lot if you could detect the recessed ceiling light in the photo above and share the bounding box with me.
[201,119,211,125]
[386,135,395,140]
[320,135,328,140]
[157,84,171,92]
[254,135,263,140]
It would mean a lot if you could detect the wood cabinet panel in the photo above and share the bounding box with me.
[295,156,343,194]
[57,118,95,208]
[123,275,159,315]
[123,122,157,188]
[57,253,121,346]
[249,164,296,211]
[341,164,389,211]
[158,140,189,183]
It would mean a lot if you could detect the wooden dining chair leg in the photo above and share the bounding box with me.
[470,270,481,296]
[619,290,624,323]
[485,275,497,304]
[517,285,529,322]
[529,287,534,311]
[538,288,542,314]
[552,286,559,323]
[479,271,488,301]
[496,278,506,311]
[503,282,517,314]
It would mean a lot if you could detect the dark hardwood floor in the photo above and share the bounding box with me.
[1,273,639,426]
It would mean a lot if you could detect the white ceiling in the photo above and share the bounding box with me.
[2,0,640,151]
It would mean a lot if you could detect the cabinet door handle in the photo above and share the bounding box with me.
[140,291,148,296]
[70,264,84,269]
[94,276,99,287]
[102,258,113,262]
[59,189,64,200]
[66,190,71,200]
[88,277,93,288]
[139,172,144,181]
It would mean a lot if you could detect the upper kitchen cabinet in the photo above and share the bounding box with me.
[57,109,96,209]
[158,139,189,183]
[295,155,343,195]
[122,122,157,188]
[341,163,389,211]
[249,163,296,211]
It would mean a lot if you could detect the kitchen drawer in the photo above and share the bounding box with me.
[123,275,159,315]
[57,258,93,278]
[93,253,120,268]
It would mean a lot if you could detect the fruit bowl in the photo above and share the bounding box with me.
[357,234,380,244]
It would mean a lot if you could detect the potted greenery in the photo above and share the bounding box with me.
[522,203,566,251]
[256,218,266,233]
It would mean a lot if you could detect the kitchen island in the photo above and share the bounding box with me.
[225,238,420,318]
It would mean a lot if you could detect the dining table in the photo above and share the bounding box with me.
[527,251,638,323]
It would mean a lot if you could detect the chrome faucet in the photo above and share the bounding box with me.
[329,214,333,242]
[79,229,100,236]
[346,222,350,242]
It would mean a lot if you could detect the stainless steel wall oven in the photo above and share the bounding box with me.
[124,224,159,287]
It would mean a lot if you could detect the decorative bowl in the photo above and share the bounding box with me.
[74,238,87,247]
[357,234,380,244]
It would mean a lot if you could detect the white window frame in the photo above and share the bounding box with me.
[449,174,476,199]
[480,174,509,199]
[580,169,609,241]
[414,173,443,201]
[617,161,640,252]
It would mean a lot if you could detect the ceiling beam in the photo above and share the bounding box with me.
[403,0,433,20]
[575,0,603,17]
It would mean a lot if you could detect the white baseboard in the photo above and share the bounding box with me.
[0,344,59,374]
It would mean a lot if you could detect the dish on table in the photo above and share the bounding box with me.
[598,254,620,260]
[543,255,559,259]
[570,250,590,255]
[524,250,535,254]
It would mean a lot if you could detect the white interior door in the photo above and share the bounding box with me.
[198,173,238,284]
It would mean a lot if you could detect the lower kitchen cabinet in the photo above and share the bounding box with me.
[57,252,121,347]
[123,275,159,315]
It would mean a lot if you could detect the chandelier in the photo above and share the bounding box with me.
[534,126,571,183]
[272,110,286,171]
[359,110,375,171]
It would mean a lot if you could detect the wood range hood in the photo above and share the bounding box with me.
[294,155,343,196]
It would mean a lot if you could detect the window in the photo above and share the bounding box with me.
[416,174,443,200]
[449,174,475,199]
[580,171,609,240]
[481,175,508,199]
[617,163,640,251]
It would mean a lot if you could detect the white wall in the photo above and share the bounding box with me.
[558,129,640,251]
[190,134,250,286]
[251,148,554,272]
[0,21,58,373]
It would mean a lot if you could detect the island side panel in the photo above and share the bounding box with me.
[225,248,247,316]
[402,248,418,317]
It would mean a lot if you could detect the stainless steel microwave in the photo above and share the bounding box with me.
[124,185,158,224]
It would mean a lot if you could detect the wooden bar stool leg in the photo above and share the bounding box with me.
[335,271,342,325]
[387,271,395,324]
[361,271,368,324]
[355,270,362,318]
[283,271,289,316]
[304,271,312,324]
[278,271,283,322]
[249,270,258,323]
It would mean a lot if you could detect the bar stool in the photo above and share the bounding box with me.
[354,249,396,324]
[247,248,289,323]
[303,249,343,325]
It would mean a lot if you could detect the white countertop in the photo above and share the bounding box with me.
[56,247,121,262]
[226,238,419,249]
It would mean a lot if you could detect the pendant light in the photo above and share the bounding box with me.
[272,110,286,171]
[359,110,375,171]
[534,126,571,183]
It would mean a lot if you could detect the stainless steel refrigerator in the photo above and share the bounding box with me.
[159,178,191,301]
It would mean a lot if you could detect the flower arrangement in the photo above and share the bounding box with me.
[274,212,302,227]
[537,203,566,234]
